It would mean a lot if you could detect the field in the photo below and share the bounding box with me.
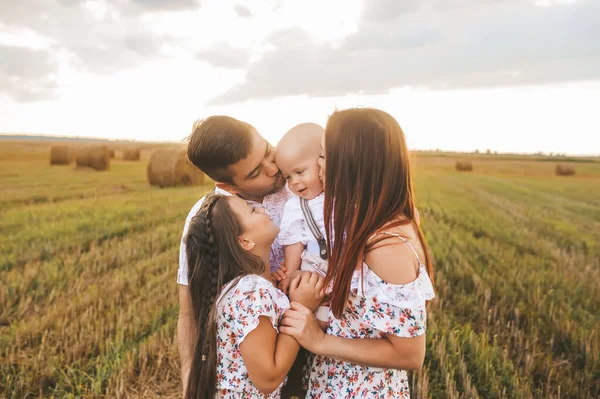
[1,139,599,398]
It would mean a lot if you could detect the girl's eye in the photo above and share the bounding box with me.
[298,170,304,175]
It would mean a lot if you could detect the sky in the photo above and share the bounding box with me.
[0,0,599,155]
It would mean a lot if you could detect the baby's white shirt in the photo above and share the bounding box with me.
[278,192,326,256]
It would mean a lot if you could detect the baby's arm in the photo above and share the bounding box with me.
[278,243,304,292]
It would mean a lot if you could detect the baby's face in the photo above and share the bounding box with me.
[276,153,323,200]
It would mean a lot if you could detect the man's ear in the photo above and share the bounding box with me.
[216,182,238,195]
[238,236,256,251]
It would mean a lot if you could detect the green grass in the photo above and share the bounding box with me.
[1,141,598,398]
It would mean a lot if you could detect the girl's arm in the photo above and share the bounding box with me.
[239,273,324,394]
[240,318,300,394]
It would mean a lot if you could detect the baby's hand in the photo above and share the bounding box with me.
[271,264,287,283]
[289,272,325,312]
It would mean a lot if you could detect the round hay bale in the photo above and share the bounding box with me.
[147,149,205,188]
[555,164,575,176]
[123,148,140,161]
[50,146,72,165]
[75,145,110,171]
[456,160,473,172]
[109,149,115,158]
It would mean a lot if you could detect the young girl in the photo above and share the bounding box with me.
[273,123,329,324]
[281,108,436,399]
[184,193,324,399]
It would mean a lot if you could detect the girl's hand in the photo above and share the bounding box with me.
[288,272,324,312]
[280,302,326,353]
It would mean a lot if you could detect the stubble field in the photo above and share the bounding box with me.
[1,139,598,398]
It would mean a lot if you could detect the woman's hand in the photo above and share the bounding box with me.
[288,272,324,312]
[280,301,327,354]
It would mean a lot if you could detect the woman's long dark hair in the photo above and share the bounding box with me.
[184,194,265,399]
[323,108,435,318]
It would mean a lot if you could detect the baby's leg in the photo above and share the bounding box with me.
[316,305,329,331]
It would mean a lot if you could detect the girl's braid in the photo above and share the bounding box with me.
[197,196,221,359]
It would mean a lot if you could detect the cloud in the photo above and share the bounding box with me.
[361,0,422,21]
[0,45,58,101]
[130,0,201,12]
[124,32,164,57]
[0,0,176,100]
[233,4,252,18]
[196,44,251,69]
[210,0,600,104]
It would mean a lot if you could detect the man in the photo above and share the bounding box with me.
[177,115,290,395]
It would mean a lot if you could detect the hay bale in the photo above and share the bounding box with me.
[75,145,110,171]
[109,149,115,158]
[147,149,205,188]
[555,164,575,176]
[123,148,140,161]
[50,146,72,165]
[456,160,473,172]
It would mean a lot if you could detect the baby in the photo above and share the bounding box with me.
[274,123,329,324]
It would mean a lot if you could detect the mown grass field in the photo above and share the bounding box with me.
[1,139,599,398]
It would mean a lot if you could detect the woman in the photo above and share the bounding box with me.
[280,108,436,398]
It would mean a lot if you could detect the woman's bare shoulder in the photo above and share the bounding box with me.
[365,224,424,285]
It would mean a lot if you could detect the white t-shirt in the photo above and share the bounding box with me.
[278,192,326,257]
[177,186,290,285]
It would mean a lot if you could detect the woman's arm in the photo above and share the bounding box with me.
[240,317,300,394]
[281,302,425,370]
[281,235,429,370]
[318,330,425,370]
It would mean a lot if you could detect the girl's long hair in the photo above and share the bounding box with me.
[323,108,434,318]
[184,194,265,399]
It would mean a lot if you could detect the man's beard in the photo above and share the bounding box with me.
[236,174,286,199]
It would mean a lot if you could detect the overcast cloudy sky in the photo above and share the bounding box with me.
[1,0,598,154]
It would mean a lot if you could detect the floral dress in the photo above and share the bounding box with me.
[215,274,291,398]
[306,233,436,399]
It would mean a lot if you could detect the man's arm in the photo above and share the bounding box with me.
[177,284,195,396]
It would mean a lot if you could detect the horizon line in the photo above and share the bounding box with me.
[1,132,598,158]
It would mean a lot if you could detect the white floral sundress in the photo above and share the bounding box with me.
[215,274,290,398]
[306,233,436,399]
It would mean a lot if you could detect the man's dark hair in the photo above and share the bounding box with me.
[187,116,254,184]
